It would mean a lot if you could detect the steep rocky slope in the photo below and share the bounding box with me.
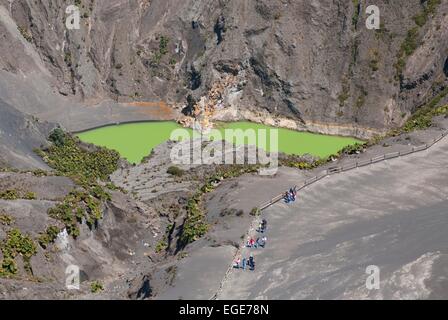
[0,99,53,169]
[0,0,447,138]
[0,174,163,299]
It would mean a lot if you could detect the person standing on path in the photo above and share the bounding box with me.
[261,219,267,233]
[249,254,255,271]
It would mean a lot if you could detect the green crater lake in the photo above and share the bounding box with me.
[76,121,362,164]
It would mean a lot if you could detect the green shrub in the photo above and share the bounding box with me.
[401,27,420,56]
[155,240,168,253]
[413,0,441,27]
[23,192,37,200]
[294,162,314,170]
[0,190,38,200]
[180,194,209,244]
[0,190,19,200]
[250,207,260,216]
[37,226,61,249]
[151,35,170,65]
[32,169,49,177]
[90,281,104,293]
[338,143,366,155]
[159,36,169,55]
[48,128,66,147]
[167,166,184,177]
[0,229,37,277]
[0,258,18,276]
[0,214,14,226]
[48,188,105,238]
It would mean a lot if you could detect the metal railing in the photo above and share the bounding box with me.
[258,130,448,211]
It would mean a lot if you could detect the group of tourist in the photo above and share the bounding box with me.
[233,219,268,271]
[246,236,267,248]
[233,254,256,271]
[284,187,297,203]
[232,187,296,272]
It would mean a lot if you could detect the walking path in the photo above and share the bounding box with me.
[215,130,448,299]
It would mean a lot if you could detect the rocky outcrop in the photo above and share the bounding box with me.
[0,0,447,138]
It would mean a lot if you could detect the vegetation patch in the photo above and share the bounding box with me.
[394,27,419,79]
[17,26,32,42]
[167,166,184,177]
[368,89,448,144]
[36,129,118,240]
[387,87,448,135]
[0,214,14,226]
[37,226,61,249]
[155,239,168,253]
[0,189,36,200]
[338,143,366,155]
[90,281,104,293]
[0,229,37,277]
[31,169,49,177]
[250,207,261,216]
[279,155,333,170]
[413,0,441,27]
[152,35,170,64]
[156,224,173,253]
[0,189,19,200]
[48,187,107,238]
[36,130,120,181]
[180,192,210,245]
[23,192,37,200]
[401,104,448,133]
